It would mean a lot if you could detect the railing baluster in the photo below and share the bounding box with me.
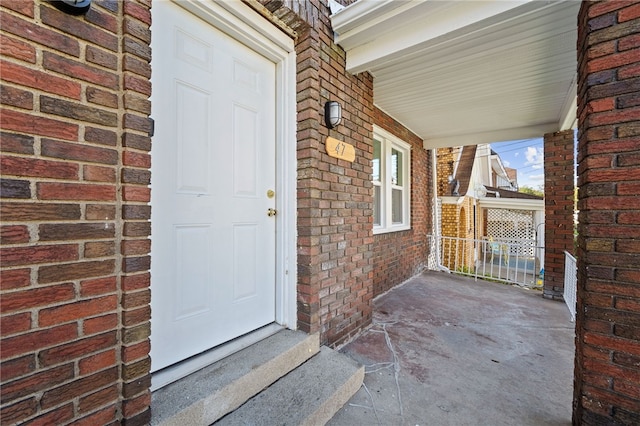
[563,251,577,321]
[427,234,544,289]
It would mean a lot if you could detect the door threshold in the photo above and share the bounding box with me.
[151,323,284,391]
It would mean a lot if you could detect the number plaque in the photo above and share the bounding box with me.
[326,137,355,162]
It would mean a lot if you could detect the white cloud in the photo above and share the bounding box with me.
[524,146,543,170]
[519,173,545,190]
[528,173,544,183]
[503,160,510,167]
[514,152,519,157]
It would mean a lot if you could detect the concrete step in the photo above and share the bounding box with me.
[151,330,320,426]
[215,346,364,426]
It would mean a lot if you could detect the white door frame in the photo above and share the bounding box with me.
[172,0,297,330]
[150,0,297,365]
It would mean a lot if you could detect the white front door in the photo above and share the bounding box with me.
[151,1,277,371]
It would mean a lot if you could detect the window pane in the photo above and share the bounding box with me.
[391,148,402,186]
[392,188,402,223]
[374,185,381,226]
[373,139,381,182]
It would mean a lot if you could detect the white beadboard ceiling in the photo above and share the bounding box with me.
[331,0,579,149]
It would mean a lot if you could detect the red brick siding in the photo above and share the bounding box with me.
[255,0,376,347]
[543,129,575,300]
[575,2,640,424]
[372,107,431,296]
[0,0,152,424]
[119,1,152,425]
[437,147,456,197]
[298,17,375,347]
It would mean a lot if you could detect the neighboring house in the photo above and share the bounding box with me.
[436,145,544,275]
[0,1,638,425]
[503,166,519,191]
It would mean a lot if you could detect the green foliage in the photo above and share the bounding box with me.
[455,265,474,274]
[519,185,544,197]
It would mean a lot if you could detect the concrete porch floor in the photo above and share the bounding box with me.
[329,271,575,426]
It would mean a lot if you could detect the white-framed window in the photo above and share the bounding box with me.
[372,126,411,234]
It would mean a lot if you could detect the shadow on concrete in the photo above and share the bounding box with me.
[329,271,575,426]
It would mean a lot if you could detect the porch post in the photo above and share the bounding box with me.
[542,129,575,300]
[574,1,640,423]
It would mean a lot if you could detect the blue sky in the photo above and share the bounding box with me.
[491,138,544,189]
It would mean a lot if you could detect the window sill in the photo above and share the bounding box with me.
[373,225,411,235]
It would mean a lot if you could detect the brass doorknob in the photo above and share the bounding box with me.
[267,208,277,217]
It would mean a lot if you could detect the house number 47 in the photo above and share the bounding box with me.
[325,136,356,163]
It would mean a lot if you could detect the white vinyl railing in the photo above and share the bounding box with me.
[428,235,544,288]
[563,251,577,321]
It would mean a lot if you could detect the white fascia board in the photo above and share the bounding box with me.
[177,0,294,55]
[422,123,559,150]
[491,155,509,181]
[338,0,530,74]
[440,196,462,205]
[478,197,544,211]
[559,74,578,130]
[474,145,492,187]
[330,0,403,34]
[484,148,493,186]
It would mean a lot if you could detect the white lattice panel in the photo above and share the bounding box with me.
[486,209,535,255]
[487,209,534,239]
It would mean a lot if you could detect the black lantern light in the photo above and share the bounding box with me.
[324,101,342,129]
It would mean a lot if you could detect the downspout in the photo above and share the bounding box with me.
[432,148,451,273]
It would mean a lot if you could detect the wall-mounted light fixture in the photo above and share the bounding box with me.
[52,0,92,15]
[324,101,342,129]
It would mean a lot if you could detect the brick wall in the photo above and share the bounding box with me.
[574,1,640,424]
[439,197,475,272]
[1,0,428,421]
[300,21,375,347]
[259,0,375,347]
[440,203,457,238]
[437,147,455,196]
[116,2,152,424]
[543,129,575,300]
[372,107,431,296]
[0,1,152,424]
[437,148,459,245]
[436,147,477,271]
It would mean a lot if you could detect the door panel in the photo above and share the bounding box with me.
[151,1,277,371]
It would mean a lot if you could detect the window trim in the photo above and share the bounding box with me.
[373,126,411,235]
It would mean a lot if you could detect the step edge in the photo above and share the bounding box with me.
[153,331,320,426]
[302,361,364,426]
[203,332,320,423]
[215,346,364,426]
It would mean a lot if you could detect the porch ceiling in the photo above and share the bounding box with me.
[331,0,580,149]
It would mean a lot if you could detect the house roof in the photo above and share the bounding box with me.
[484,185,542,200]
[330,0,579,149]
[454,145,477,196]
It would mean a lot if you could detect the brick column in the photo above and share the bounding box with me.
[290,5,375,347]
[574,1,640,424]
[120,1,153,425]
[0,1,129,423]
[543,129,575,300]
